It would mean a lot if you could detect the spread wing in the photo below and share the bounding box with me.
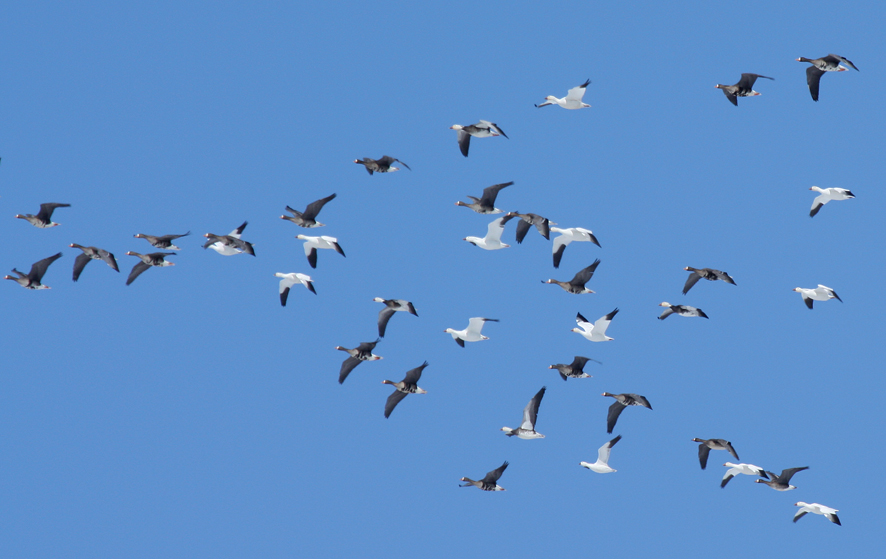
[338,357,361,384]
[593,308,618,335]
[520,387,545,430]
[698,444,711,469]
[303,194,336,221]
[830,54,858,71]
[571,259,600,287]
[606,401,626,434]
[29,252,63,282]
[403,361,428,385]
[72,253,91,281]
[126,261,151,285]
[384,390,408,418]
[482,461,509,483]
[565,79,590,101]
[806,66,825,101]
[479,120,508,139]
[98,249,119,272]
[457,130,471,157]
[598,434,621,464]
[682,272,701,295]
[377,307,396,337]
[485,216,507,243]
[480,182,513,208]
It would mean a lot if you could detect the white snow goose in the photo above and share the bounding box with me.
[204,222,254,256]
[449,121,508,157]
[715,73,774,106]
[501,387,546,439]
[797,54,858,101]
[793,502,841,526]
[70,244,119,281]
[536,79,591,109]
[125,252,175,285]
[809,186,854,217]
[658,302,708,320]
[335,339,382,384]
[549,355,600,381]
[683,267,736,295]
[721,462,768,488]
[275,273,316,306]
[134,231,190,250]
[382,361,428,418]
[551,227,600,268]
[455,181,513,214]
[445,317,499,347]
[572,308,618,342]
[15,203,70,228]
[580,435,622,473]
[354,156,411,174]
[281,194,336,228]
[506,212,553,243]
[793,285,842,309]
[544,260,600,294]
[460,461,508,491]
[5,252,63,289]
[755,466,808,491]
[602,392,652,434]
[373,298,418,338]
[296,235,345,268]
[463,214,517,250]
[691,438,739,469]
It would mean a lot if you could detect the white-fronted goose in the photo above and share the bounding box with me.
[683,267,736,295]
[281,194,336,228]
[602,392,652,433]
[721,462,768,488]
[691,438,739,469]
[335,339,382,384]
[70,244,119,281]
[797,54,858,101]
[449,121,508,157]
[125,252,175,285]
[549,355,600,381]
[544,260,600,294]
[809,186,854,217]
[134,231,190,250]
[793,285,841,309]
[15,203,70,228]
[5,252,63,289]
[715,73,774,106]
[658,302,708,320]
[445,317,499,347]
[382,361,428,418]
[501,387,546,439]
[204,222,253,256]
[275,272,316,306]
[551,227,600,268]
[354,156,410,174]
[373,298,418,338]
[572,308,618,342]
[506,212,553,243]
[536,79,591,109]
[794,502,841,526]
[580,435,621,473]
[296,235,345,268]
[455,182,513,214]
[459,461,508,491]
[463,214,517,250]
[755,466,809,491]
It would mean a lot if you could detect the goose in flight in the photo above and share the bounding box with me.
[793,502,841,526]
[549,355,600,381]
[281,194,336,228]
[580,435,622,473]
[335,339,382,384]
[506,212,553,243]
[5,252,63,289]
[602,392,652,433]
[134,231,190,250]
[536,79,591,109]
[463,214,517,250]
[445,317,499,347]
[797,54,858,101]
[755,466,809,491]
[455,182,513,214]
[275,273,316,306]
[296,235,345,268]
[721,462,768,488]
[204,222,253,256]
[501,387,546,439]
[544,260,600,294]
[70,244,119,281]
[809,186,854,217]
[15,203,70,228]
[572,308,619,342]
[459,461,508,491]
[551,227,600,268]
[658,302,708,320]
[125,252,175,285]
[691,438,739,469]
[793,285,841,309]
[715,73,774,106]
[449,121,508,157]
[373,298,418,338]
[354,156,411,175]
[383,361,428,418]
[682,267,736,295]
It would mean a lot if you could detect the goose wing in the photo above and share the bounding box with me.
[565,79,590,101]
[829,54,858,71]
[698,443,711,469]
[805,66,825,101]
[384,390,408,418]
[126,261,151,285]
[29,252,63,282]
[72,253,91,281]
[403,361,428,385]
[377,307,396,337]
[303,194,336,221]
[482,461,509,483]
[597,434,621,465]
[571,259,600,287]
[338,357,361,384]
[593,308,619,335]
[520,387,546,430]
[456,130,471,157]
[479,120,508,139]
[606,401,626,434]
[467,317,498,336]
[480,181,513,208]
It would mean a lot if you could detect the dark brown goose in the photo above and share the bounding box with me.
[715,73,774,106]
[459,461,508,491]
[335,339,382,384]
[125,252,175,285]
[682,267,736,295]
[755,467,809,491]
[134,231,190,250]
[281,194,336,228]
[797,54,858,101]
[602,392,652,433]
[70,244,119,281]
[5,252,63,289]
[15,203,70,228]
[691,438,739,469]
[543,260,600,294]
[455,182,513,214]
[354,156,411,175]
[382,361,428,418]
[549,356,600,381]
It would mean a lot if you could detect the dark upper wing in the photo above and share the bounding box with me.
[534,217,551,240]
[779,466,809,483]
[37,203,70,221]
[628,393,652,409]
[722,89,738,106]
[738,73,774,88]
[356,340,379,353]
[515,220,531,244]
[524,386,546,428]
[279,285,290,306]
[126,261,151,285]
[377,307,396,337]
[570,356,591,371]
[338,357,361,384]
[303,193,337,220]
[682,272,701,295]
[160,232,191,242]
[72,253,91,281]
[404,301,418,316]
[403,361,428,384]
[712,270,736,285]
[483,461,509,483]
[307,248,318,268]
[29,252,63,282]
[480,182,513,207]
[394,158,411,170]
[606,401,626,434]
[98,249,119,272]
[698,444,711,469]
[829,54,859,71]
[571,259,601,287]
[457,130,470,157]
[384,390,409,418]
[724,441,739,460]
[806,66,825,101]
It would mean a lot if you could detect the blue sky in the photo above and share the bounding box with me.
[2,2,883,557]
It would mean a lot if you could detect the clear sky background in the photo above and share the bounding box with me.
[2,2,883,557]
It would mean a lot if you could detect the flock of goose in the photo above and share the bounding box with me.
[6,57,857,528]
